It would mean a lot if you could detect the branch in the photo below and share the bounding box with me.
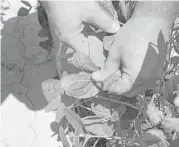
[97,95,140,110]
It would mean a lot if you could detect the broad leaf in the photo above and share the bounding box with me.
[55,103,66,123]
[59,126,71,147]
[67,52,99,72]
[42,79,64,102]
[64,108,85,131]
[44,97,62,112]
[21,0,31,7]
[17,7,30,16]
[61,72,99,99]
[91,103,111,118]
[86,123,113,137]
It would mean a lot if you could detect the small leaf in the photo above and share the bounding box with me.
[42,79,64,102]
[61,72,99,99]
[91,103,111,118]
[67,52,99,72]
[64,108,85,131]
[44,97,62,112]
[39,40,52,51]
[82,116,106,125]
[55,103,66,123]
[59,126,71,147]
[21,0,31,7]
[86,123,113,137]
[38,28,49,37]
[17,7,30,16]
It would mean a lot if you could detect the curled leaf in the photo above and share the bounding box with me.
[67,52,99,72]
[146,95,163,125]
[42,79,64,102]
[162,117,179,133]
[61,72,99,99]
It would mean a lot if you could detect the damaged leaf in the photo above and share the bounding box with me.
[61,72,99,99]
[42,79,64,102]
[67,52,99,72]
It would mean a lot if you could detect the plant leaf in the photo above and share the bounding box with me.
[91,103,111,118]
[74,126,83,147]
[38,28,49,37]
[55,103,66,123]
[59,126,71,147]
[61,72,99,99]
[82,116,106,125]
[64,108,85,131]
[44,97,62,112]
[39,40,52,51]
[17,7,30,16]
[86,123,113,137]
[21,0,31,7]
[67,52,99,72]
[42,79,64,102]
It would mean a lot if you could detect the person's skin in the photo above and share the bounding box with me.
[40,1,120,56]
[41,1,179,97]
[92,1,179,97]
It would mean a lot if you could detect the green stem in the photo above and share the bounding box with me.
[97,96,140,110]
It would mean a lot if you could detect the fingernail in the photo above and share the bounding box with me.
[107,21,120,33]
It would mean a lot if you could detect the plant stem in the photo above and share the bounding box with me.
[97,96,140,110]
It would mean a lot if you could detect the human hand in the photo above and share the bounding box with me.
[92,2,179,97]
[40,1,120,56]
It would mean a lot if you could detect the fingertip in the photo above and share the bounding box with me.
[92,67,110,82]
[105,21,120,34]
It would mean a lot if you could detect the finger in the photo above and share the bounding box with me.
[105,72,134,95]
[92,41,121,82]
[85,1,120,33]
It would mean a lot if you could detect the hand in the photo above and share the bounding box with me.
[40,1,120,56]
[92,15,171,97]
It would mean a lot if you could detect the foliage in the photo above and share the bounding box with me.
[39,1,179,147]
